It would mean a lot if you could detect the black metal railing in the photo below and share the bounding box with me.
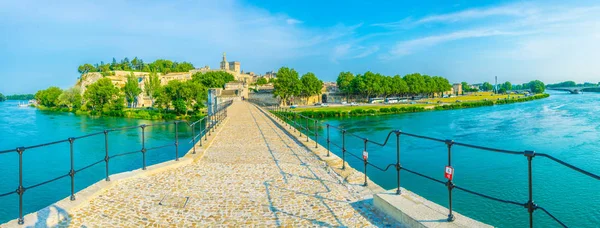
[256,103,600,228]
[0,100,232,225]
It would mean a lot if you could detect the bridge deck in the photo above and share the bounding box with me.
[56,102,396,227]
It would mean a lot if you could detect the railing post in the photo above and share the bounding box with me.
[525,150,537,228]
[141,125,147,170]
[306,117,309,142]
[16,147,25,225]
[326,124,330,157]
[342,130,346,170]
[396,131,401,195]
[192,121,196,154]
[294,113,298,134]
[104,130,110,181]
[200,119,204,146]
[445,140,455,222]
[314,120,318,148]
[288,110,292,129]
[363,139,368,186]
[208,114,212,136]
[205,117,209,141]
[175,121,179,161]
[68,137,76,201]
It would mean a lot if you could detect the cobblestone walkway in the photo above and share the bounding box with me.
[59,102,396,227]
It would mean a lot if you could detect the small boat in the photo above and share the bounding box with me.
[17,102,29,107]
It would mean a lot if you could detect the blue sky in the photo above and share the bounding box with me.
[1,0,600,94]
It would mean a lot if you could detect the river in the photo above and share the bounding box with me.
[0,101,194,224]
[1,92,599,227]
[318,91,600,227]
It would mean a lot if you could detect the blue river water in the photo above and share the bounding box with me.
[313,91,600,227]
[1,92,599,227]
[0,101,194,224]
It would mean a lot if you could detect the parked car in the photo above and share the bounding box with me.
[290,105,298,109]
[320,103,328,107]
[314,103,321,106]
[350,102,358,106]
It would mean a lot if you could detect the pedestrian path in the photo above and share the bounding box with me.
[58,101,397,227]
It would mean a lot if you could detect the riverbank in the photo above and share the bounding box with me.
[36,105,205,121]
[292,93,549,118]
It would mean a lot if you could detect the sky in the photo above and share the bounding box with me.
[1,0,599,94]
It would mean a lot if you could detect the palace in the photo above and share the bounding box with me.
[190,52,255,84]
[76,53,271,108]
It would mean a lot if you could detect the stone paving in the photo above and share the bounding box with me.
[56,102,398,227]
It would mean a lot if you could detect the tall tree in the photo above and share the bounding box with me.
[57,86,82,110]
[528,80,545,94]
[77,64,97,74]
[273,67,301,106]
[0,93,5,102]
[481,82,494,91]
[144,72,161,106]
[35,87,63,107]
[84,78,122,112]
[404,73,426,96]
[123,72,142,108]
[300,72,323,104]
[391,75,408,96]
[336,72,355,101]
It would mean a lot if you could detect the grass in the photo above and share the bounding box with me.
[295,103,431,112]
[286,93,549,118]
[425,91,527,103]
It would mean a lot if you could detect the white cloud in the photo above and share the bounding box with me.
[286,18,303,25]
[372,2,537,29]
[389,29,524,57]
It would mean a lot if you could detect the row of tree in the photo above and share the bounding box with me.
[546,81,600,88]
[77,57,195,75]
[272,67,323,105]
[337,72,452,100]
[0,93,5,102]
[6,94,35,100]
[35,71,235,116]
[460,80,546,94]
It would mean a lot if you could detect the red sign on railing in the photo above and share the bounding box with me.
[363,150,368,160]
[444,166,454,180]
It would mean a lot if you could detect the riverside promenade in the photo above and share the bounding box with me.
[46,101,397,227]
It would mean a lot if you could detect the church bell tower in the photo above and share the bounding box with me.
[220,52,229,70]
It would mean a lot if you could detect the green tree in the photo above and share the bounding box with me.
[528,80,545,94]
[0,93,5,102]
[481,82,494,92]
[5,94,35,100]
[162,80,206,115]
[404,73,426,96]
[192,71,235,88]
[123,72,142,108]
[255,77,268,85]
[84,78,122,112]
[336,72,355,101]
[300,72,323,103]
[502,81,512,92]
[273,67,301,105]
[57,87,82,110]
[391,75,408,96]
[35,86,63,107]
[144,72,162,106]
[77,64,97,74]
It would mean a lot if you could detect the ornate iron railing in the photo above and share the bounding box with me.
[0,100,232,225]
[254,102,599,228]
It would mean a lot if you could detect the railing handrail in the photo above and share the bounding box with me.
[0,99,233,225]
[256,101,600,228]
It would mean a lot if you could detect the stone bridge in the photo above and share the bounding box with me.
[3,102,488,227]
[547,86,599,94]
